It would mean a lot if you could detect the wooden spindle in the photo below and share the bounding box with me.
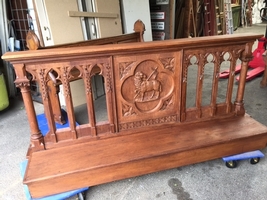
[100,62,116,133]
[196,54,205,118]
[83,64,97,136]
[210,51,221,116]
[225,51,238,114]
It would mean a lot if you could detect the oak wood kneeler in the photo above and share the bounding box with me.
[2,30,267,198]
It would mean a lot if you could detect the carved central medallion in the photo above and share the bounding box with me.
[134,68,161,102]
[121,59,174,113]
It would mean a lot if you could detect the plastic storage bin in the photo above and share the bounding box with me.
[0,72,9,111]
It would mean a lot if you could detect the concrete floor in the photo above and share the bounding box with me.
[1,24,267,200]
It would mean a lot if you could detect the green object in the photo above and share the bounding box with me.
[232,5,241,30]
[0,72,9,111]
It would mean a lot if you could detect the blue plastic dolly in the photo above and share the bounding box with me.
[19,111,89,199]
[222,150,265,168]
[20,160,88,200]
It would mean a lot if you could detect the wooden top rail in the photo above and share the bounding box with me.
[3,33,262,62]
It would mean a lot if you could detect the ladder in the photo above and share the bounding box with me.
[241,0,248,27]
[224,0,234,34]
[215,0,223,35]
[183,0,197,37]
[203,0,217,36]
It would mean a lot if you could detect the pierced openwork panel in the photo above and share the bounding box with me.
[114,52,182,131]
[182,45,244,121]
[24,57,114,140]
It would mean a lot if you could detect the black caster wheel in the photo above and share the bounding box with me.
[250,157,260,165]
[225,160,237,168]
[77,191,87,200]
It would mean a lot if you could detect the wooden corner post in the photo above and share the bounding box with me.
[234,42,253,115]
[13,63,45,153]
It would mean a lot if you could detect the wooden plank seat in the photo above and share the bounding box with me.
[3,30,267,198]
[26,20,145,125]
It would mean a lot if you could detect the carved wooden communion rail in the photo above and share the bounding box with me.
[3,33,267,198]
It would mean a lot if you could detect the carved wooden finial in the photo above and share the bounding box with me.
[26,30,40,50]
[134,19,145,42]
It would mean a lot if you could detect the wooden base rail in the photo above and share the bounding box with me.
[3,30,267,198]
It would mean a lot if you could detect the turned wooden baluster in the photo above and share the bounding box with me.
[235,42,253,115]
[13,64,44,153]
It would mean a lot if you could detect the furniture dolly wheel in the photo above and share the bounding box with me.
[222,150,264,169]
[250,157,261,165]
[78,191,86,200]
[225,160,238,168]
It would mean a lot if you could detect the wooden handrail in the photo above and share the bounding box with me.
[4,33,260,62]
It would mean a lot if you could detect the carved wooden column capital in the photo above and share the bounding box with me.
[239,44,253,62]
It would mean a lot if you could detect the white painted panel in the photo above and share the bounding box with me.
[42,0,84,44]
[34,0,54,46]
[92,0,122,38]
[120,0,152,41]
